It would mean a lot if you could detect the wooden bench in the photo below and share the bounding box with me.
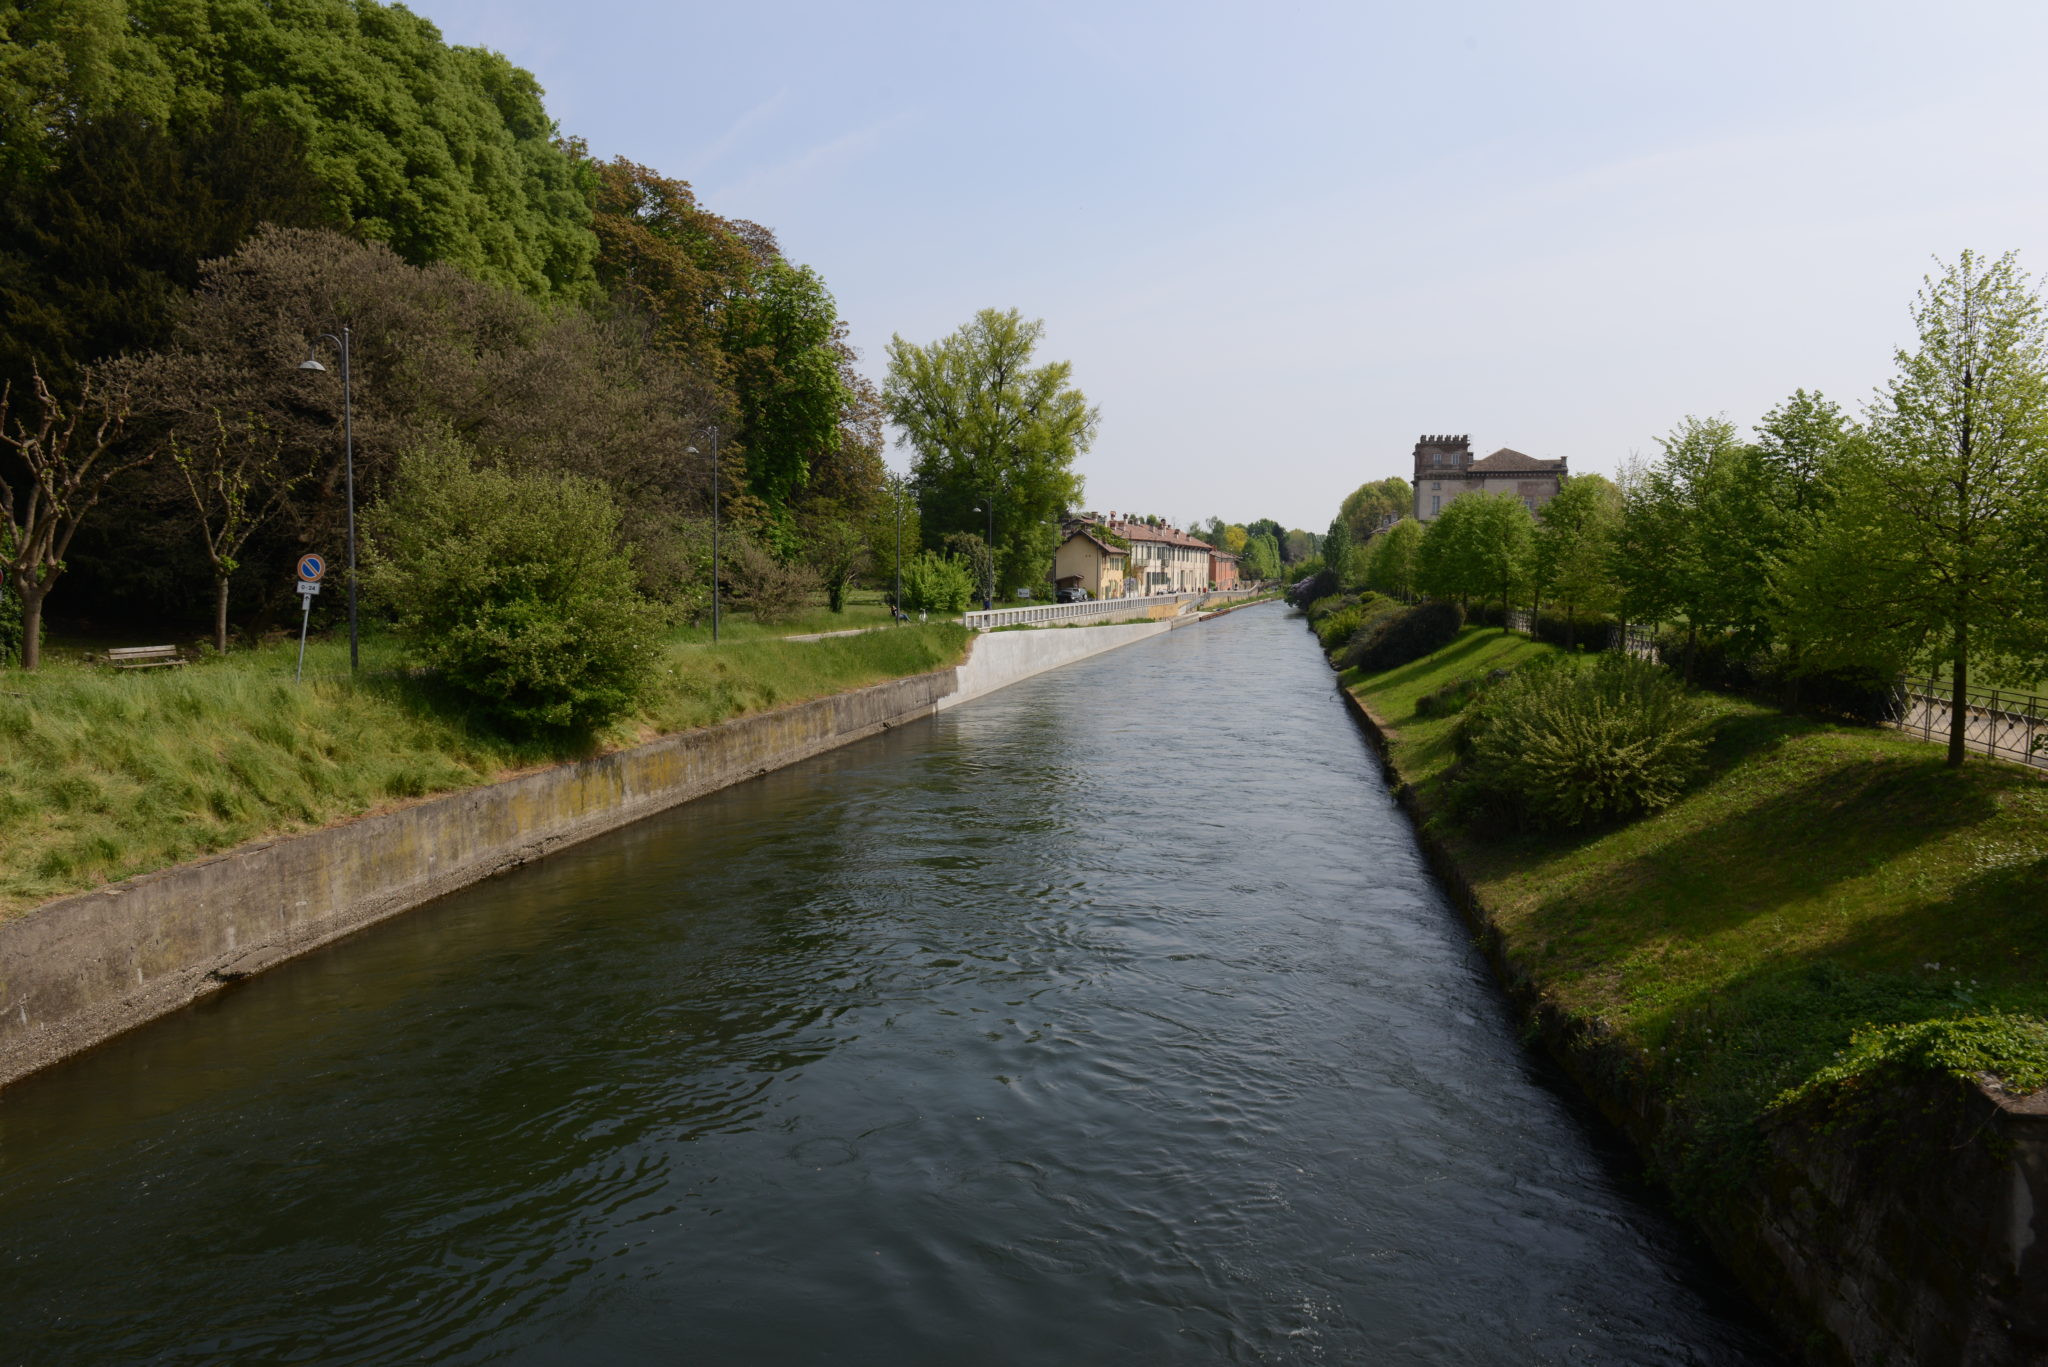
[105,645,187,670]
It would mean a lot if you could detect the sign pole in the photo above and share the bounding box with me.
[293,553,326,683]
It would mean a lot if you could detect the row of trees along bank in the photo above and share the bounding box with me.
[1317,251,2048,767]
[0,0,1101,713]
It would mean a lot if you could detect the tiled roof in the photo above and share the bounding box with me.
[1061,528,1125,556]
[1105,519,1213,550]
[1467,447,1565,473]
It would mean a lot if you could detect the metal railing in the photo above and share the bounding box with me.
[961,589,1244,632]
[1888,679,2048,768]
[1505,608,1534,635]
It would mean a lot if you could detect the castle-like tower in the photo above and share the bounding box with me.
[1409,433,1567,521]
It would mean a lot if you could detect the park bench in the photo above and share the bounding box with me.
[105,645,186,670]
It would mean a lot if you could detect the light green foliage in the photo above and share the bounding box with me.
[1322,517,1354,588]
[2,0,597,296]
[1533,473,1620,624]
[364,442,659,732]
[1366,516,1422,599]
[1457,653,1710,828]
[885,309,1094,600]
[1418,492,1532,611]
[1240,531,1281,581]
[1338,476,1412,539]
[1615,416,1770,647]
[1776,1014,2048,1112]
[899,550,975,613]
[1778,250,2048,762]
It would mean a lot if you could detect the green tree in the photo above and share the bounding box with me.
[1323,517,1354,587]
[363,440,658,732]
[884,309,1094,601]
[0,104,339,396]
[3,0,598,297]
[1466,492,1536,618]
[899,549,975,613]
[721,261,854,530]
[1366,516,1422,600]
[1337,476,1413,539]
[1240,531,1281,582]
[1416,497,1488,608]
[798,500,869,613]
[1779,250,2048,765]
[1532,473,1620,646]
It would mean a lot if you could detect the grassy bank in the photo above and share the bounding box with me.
[0,622,968,918]
[1344,626,2048,1201]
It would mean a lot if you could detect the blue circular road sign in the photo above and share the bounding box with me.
[297,553,326,583]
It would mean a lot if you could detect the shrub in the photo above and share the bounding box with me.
[1339,600,1463,673]
[900,550,975,613]
[1454,653,1709,829]
[1305,593,1350,625]
[1288,568,1337,607]
[723,537,822,623]
[364,442,660,733]
[1647,627,1899,724]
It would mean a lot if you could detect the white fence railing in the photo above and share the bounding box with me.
[961,587,1264,632]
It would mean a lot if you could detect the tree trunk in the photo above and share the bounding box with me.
[1949,619,1969,767]
[214,574,232,655]
[18,581,46,671]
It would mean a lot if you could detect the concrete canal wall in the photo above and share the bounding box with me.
[0,611,1237,1089]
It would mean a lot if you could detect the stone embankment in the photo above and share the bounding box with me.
[0,614,1227,1089]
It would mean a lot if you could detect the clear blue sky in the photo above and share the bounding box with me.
[423,0,2048,531]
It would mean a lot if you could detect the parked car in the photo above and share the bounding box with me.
[1056,586,1089,603]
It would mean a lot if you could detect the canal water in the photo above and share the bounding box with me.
[0,604,1780,1365]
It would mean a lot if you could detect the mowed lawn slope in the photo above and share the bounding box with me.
[0,624,969,918]
[1346,626,2048,1195]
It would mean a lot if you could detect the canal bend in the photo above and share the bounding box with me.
[0,603,1779,1364]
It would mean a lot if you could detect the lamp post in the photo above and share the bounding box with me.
[972,496,994,611]
[297,327,357,672]
[893,477,905,622]
[686,428,721,642]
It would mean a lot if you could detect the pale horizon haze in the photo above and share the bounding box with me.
[420,0,2048,531]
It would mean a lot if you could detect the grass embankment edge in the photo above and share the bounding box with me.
[1334,626,2048,1348]
[0,623,972,919]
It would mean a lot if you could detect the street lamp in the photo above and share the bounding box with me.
[972,497,994,611]
[685,427,720,642]
[892,477,905,622]
[297,327,357,672]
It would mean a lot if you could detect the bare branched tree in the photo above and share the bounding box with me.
[0,369,157,669]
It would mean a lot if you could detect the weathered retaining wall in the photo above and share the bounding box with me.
[0,612,1243,1091]
[1335,684,2048,1367]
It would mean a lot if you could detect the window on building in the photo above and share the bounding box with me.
[1430,495,1441,514]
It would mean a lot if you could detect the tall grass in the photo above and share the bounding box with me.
[0,622,968,916]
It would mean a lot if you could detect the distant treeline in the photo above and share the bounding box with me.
[1313,252,2048,766]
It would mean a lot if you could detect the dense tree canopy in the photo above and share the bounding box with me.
[1,0,598,296]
